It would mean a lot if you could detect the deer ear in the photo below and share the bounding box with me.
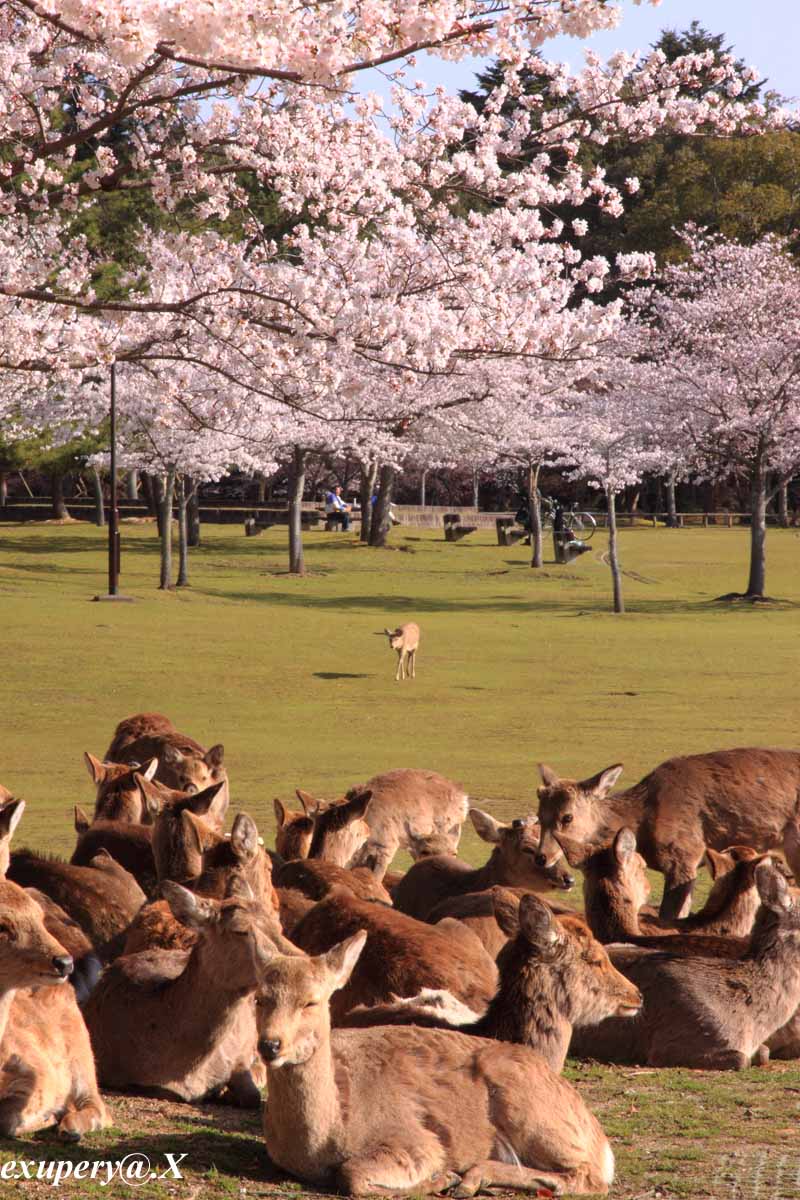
[225,873,255,903]
[518,894,559,950]
[295,789,317,815]
[491,886,521,938]
[538,763,559,787]
[756,863,793,912]
[0,799,24,841]
[273,798,287,828]
[704,847,729,880]
[141,757,159,782]
[181,809,210,858]
[230,812,259,862]
[74,805,90,835]
[345,789,372,820]
[187,780,227,823]
[136,774,163,820]
[322,930,367,993]
[162,882,217,928]
[84,752,107,785]
[580,764,623,798]
[468,808,504,844]
[204,744,224,769]
[613,827,638,865]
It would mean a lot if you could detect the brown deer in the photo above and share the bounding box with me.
[84,877,281,1106]
[535,748,800,919]
[0,878,108,1140]
[295,770,468,880]
[570,863,800,1069]
[577,828,772,945]
[425,888,574,959]
[71,811,157,896]
[257,931,615,1196]
[274,859,393,905]
[274,794,316,860]
[0,797,25,877]
[84,753,158,823]
[393,809,574,922]
[343,889,642,1073]
[105,712,229,809]
[382,622,419,681]
[289,889,498,1022]
[8,848,146,959]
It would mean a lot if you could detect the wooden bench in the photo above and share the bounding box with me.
[443,513,477,542]
[244,509,325,535]
[495,517,527,546]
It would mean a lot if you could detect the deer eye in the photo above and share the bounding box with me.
[0,923,16,941]
[303,1000,318,1009]
[561,814,573,826]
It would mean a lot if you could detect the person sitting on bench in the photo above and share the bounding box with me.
[325,486,351,531]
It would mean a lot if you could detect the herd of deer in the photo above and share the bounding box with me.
[1,712,799,1197]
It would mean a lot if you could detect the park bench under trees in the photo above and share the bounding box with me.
[443,513,478,542]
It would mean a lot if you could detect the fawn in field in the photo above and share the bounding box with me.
[257,930,616,1196]
[382,622,420,681]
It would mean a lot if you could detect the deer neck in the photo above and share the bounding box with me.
[592,787,644,842]
[484,953,573,1073]
[265,1027,342,1171]
[584,879,641,941]
[470,848,506,890]
[167,944,253,1056]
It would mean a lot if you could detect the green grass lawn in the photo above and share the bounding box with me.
[0,516,799,1199]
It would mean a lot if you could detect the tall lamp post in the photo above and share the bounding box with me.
[93,361,133,602]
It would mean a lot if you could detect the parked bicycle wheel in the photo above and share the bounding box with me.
[568,512,597,541]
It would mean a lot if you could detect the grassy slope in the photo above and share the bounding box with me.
[0,518,799,1197]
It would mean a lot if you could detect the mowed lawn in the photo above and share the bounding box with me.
[0,517,798,1200]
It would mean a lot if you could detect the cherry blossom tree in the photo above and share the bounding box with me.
[628,232,800,600]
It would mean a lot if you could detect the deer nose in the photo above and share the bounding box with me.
[52,955,74,979]
[258,1037,282,1062]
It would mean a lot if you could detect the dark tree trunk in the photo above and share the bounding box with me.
[256,473,267,503]
[778,477,789,529]
[420,469,428,507]
[746,461,767,598]
[0,472,7,507]
[142,473,159,523]
[158,470,175,590]
[369,464,396,547]
[50,472,68,520]
[176,476,189,587]
[528,462,543,568]
[186,477,201,547]
[150,473,166,538]
[359,460,378,544]
[126,470,139,501]
[88,467,105,527]
[288,446,306,576]
[607,485,624,614]
[665,472,677,528]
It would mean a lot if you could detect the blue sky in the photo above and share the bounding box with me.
[359,2,798,106]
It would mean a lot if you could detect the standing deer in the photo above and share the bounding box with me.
[0,877,108,1140]
[535,748,800,919]
[296,770,468,880]
[257,931,616,1196]
[382,623,419,681]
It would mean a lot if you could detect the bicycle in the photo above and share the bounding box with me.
[539,495,597,541]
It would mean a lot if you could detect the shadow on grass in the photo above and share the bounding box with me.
[313,672,372,680]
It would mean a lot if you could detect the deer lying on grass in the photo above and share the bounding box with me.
[570,863,800,1069]
[0,877,108,1141]
[381,622,420,681]
[343,889,642,1073]
[84,753,158,823]
[578,829,771,945]
[85,877,281,1106]
[393,809,574,922]
[426,888,573,959]
[105,712,229,809]
[536,748,800,919]
[72,810,157,896]
[257,931,615,1197]
[8,847,146,959]
[289,889,498,1022]
[275,859,393,904]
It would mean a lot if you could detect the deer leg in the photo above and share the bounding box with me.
[0,1054,38,1137]
[659,875,695,921]
[453,1161,567,1197]
[57,1092,108,1142]
[409,649,416,678]
[338,1144,451,1196]
[395,653,403,682]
